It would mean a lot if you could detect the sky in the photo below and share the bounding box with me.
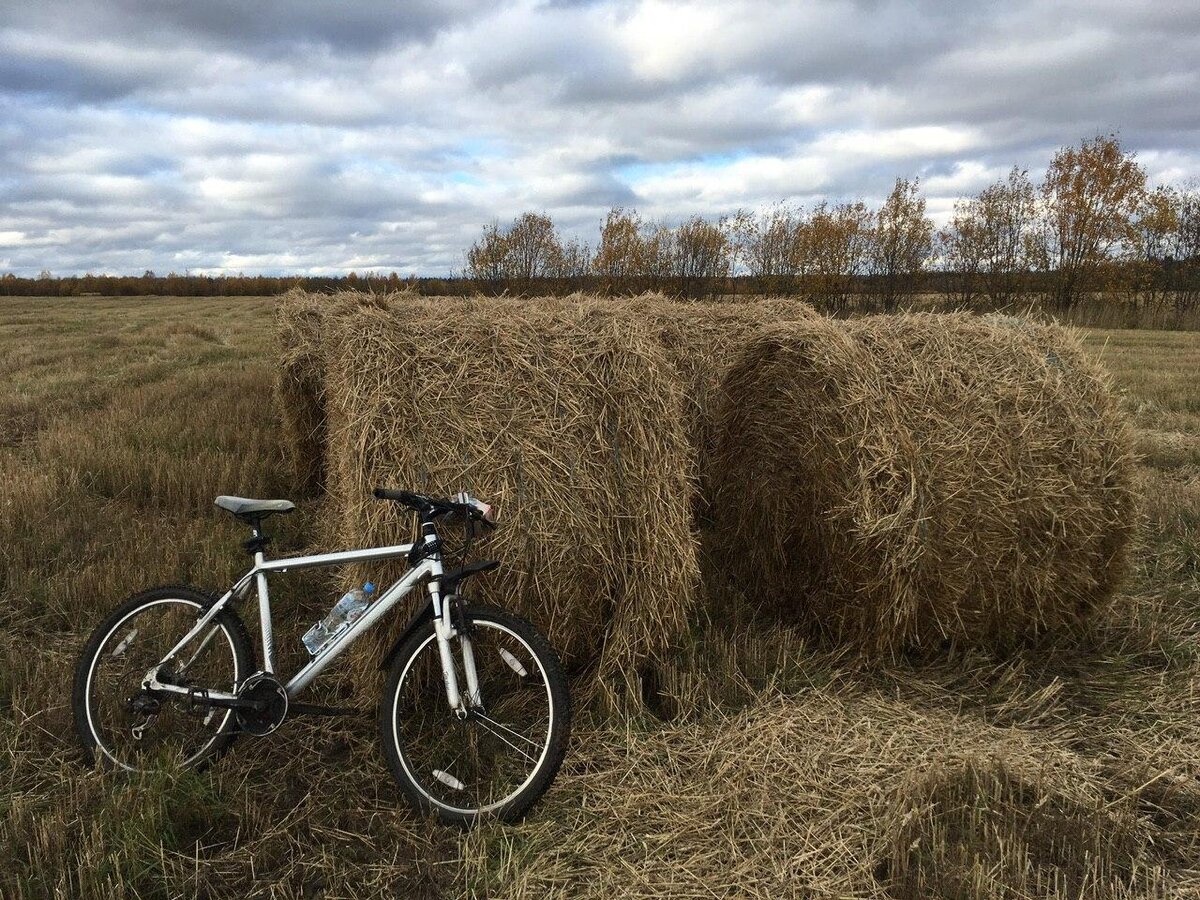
[1,0,1198,277]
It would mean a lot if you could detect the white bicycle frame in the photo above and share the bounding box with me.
[142,529,482,713]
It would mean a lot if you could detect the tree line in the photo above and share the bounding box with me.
[464,135,1200,319]
[0,270,462,299]
[6,135,1198,325]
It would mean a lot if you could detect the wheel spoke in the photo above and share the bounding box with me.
[178,625,221,676]
[472,717,538,764]
[473,711,542,750]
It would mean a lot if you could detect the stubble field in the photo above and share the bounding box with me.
[1,295,1199,899]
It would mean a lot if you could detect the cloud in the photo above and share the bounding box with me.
[3,0,485,56]
[0,0,1198,274]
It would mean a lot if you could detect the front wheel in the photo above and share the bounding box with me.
[379,604,571,826]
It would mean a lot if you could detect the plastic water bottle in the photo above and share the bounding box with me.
[302,582,376,656]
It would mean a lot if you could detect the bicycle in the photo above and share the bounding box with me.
[72,488,571,826]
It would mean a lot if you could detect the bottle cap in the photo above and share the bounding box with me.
[363,582,376,594]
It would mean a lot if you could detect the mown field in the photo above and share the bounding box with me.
[1,295,1198,899]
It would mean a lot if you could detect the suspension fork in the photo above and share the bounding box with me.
[414,515,480,715]
[430,583,484,714]
[455,596,483,708]
[430,579,462,714]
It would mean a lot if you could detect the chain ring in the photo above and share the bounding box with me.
[235,672,289,736]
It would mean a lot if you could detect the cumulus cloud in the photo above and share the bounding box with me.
[1,0,1198,275]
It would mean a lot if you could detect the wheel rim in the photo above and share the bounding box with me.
[85,598,241,771]
[390,620,555,816]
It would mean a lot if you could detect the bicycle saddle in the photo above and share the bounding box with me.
[214,496,296,518]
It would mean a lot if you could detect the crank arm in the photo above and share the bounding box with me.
[290,702,367,718]
[146,686,268,712]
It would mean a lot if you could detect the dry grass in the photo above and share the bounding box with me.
[0,296,452,899]
[1,296,1198,898]
[461,691,1174,899]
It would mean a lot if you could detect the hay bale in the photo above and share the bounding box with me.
[275,289,402,495]
[276,290,329,495]
[320,300,700,699]
[586,295,817,517]
[276,291,584,498]
[708,312,1137,654]
[591,295,816,448]
[277,289,815,504]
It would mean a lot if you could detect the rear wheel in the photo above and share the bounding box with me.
[379,604,570,826]
[73,585,254,772]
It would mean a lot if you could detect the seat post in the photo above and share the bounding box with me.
[241,516,272,556]
[246,521,277,674]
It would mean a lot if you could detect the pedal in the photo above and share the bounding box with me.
[289,702,366,718]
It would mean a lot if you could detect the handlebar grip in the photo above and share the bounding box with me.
[374,487,419,505]
[374,488,484,523]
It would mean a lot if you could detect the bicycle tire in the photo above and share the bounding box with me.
[73,584,255,771]
[379,604,571,826]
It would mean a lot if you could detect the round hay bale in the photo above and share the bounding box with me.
[707,312,1137,653]
[583,295,818,518]
[320,300,700,701]
[275,289,332,495]
[277,289,815,508]
[276,291,587,499]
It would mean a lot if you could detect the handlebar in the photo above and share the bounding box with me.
[373,487,429,509]
[373,487,495,528]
